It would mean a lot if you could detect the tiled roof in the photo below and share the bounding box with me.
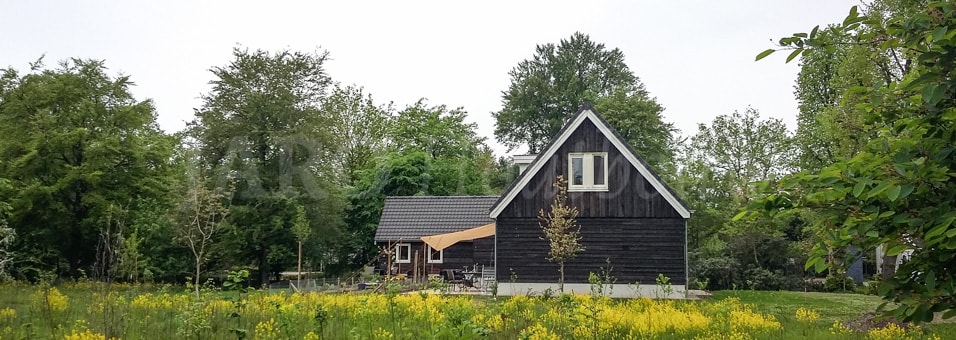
[374,196,498,242]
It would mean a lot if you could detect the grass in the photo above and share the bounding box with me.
[712,290,956,338]
[0,282,953,339]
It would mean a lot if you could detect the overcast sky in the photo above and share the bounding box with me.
[1,0,859,156]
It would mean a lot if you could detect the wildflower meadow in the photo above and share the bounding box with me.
[0,280,953,340]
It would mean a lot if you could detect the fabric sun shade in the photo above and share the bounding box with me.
[420,223,495,251]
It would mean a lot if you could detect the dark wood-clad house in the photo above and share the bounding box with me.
[373,196,497,276]
[374,103,690,297]
[490,103,691,297]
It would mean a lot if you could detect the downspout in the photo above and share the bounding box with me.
[686,211,693,298]
[493,218,498,290]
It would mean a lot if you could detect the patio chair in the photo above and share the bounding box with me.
[480,266,496,293]
[442,269,464,291]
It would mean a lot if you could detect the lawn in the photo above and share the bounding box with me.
[0,282,952,339]
[711,290,956,338]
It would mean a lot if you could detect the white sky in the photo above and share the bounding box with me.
[1,0,859,156]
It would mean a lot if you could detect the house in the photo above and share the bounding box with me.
[374,103,691,297]
[492,103,691,297]
[373,196,498,277]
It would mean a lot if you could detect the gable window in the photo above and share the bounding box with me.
[427,246,443,263]
[568,152,608,191]
[395,243,411,263]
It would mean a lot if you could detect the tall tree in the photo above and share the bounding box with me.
[337,101,496,271]
[688,108,794,203]
[189,48,344,284]
[750,1,956,321]
[494,32,671,160]
[681,108,796,289]
[0,59,177,279]
[321,84,393,185]
[793,26,891,171]
[390,100,493,195]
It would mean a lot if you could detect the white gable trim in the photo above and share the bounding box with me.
[490,109,691,219]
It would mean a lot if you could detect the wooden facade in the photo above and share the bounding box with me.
[494,107,688,286]
[377,237,494,276]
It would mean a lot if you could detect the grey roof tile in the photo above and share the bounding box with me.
[374,196,498,242]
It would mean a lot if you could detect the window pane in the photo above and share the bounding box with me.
[430,249,441,261]
[571,157,583,185]
[593,155,605,185]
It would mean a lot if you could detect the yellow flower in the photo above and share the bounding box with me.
[520,323,560,340]
[63,329,107,340]
[303,331,320,340]
[829,320,853,336]
[254,318,281,340]
[867,323,907,340]
[372,327,394,340]
[795,307,820,323]
[0,308,15,320]
[34,287,69,313]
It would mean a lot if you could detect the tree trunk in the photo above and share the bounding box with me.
[559,262,565,293]
[258,245,269,286]
[881,255,897,280]
[194,256,202,299]
[297,241,302,291]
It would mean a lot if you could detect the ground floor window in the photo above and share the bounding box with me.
[427,246,443,263]
[395,243,411,263]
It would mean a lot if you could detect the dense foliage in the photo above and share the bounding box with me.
[0,50,502,284]
[748,0,956,321]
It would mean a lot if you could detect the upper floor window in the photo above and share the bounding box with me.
[568,152,607,191]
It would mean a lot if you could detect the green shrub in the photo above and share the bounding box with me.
[743,268,785,291]
[823,275,855,292]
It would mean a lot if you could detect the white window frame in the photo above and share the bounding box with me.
[426,246,443,264]
[567,152,608,192]
[395,243,412,263]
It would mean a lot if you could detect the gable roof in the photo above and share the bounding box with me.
[489,103,692,219]
[374,196,498,242]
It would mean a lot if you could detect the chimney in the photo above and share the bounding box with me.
[512,155,537,174]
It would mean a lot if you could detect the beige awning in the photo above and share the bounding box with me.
[420,223,495,251]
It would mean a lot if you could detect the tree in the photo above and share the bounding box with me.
[321,84,393,185]
[594,88,678,175]
[688,108,794,204]
[174,170,232,299]
[679,108,797,290]
[0,58,177,279]
[749,1,956,321]
[389,100,494,196]
[291,205,310,289]
[336,100,497,271]
[538,176,584,292]
[189,48,344,284]
[793,26,892,172]
[494,33,669,157]
[0,177,13,280]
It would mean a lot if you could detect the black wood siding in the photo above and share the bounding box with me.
[495,117,687,285]
[499,119,682,219]
[377,238,494,274]
[495,218,686,284]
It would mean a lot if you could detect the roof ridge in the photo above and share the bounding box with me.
[385,195,499,199]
